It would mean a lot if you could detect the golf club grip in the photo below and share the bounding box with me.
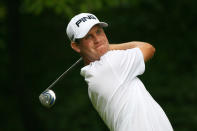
[46,57,82,90]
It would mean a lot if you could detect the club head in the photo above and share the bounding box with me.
[39,89,56,108]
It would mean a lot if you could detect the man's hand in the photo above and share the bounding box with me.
[109,41,155,62]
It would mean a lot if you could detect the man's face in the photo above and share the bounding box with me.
[76,25,109,63]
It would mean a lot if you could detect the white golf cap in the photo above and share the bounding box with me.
[66,13,108,42]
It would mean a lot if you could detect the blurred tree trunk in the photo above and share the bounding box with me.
[6,0,43,130]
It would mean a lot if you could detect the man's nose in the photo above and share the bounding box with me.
[94,35,100,43]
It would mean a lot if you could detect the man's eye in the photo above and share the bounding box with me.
[96,29,102,34]
[85,35,92,39]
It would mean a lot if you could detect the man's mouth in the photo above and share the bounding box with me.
[95,43,103,49]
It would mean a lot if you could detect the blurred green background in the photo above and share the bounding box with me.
[0,0,197,130]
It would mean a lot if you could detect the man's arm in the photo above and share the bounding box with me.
[109,41,155,62]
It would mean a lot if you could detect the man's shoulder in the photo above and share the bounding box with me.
[103,48,140,58]
[81,48,140,72]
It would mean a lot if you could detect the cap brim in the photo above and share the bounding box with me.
[75,22,108,40]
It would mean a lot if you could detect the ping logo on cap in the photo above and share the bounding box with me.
[75,15,96,27]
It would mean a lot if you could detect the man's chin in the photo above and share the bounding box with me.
[98,45,109,53]
[98,50,108,58]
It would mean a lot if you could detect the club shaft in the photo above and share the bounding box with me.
[45,57,82,91]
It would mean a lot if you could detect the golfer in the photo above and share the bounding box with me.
[66,13,173,131]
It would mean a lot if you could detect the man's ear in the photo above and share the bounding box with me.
[71,42,80,53]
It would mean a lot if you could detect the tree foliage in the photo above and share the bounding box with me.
[21,0,140,17]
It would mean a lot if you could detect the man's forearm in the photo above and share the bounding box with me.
[109,41,148,50]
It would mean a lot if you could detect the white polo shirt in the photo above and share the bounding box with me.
[81,48,173,131]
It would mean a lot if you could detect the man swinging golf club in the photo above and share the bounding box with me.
[66,13,173,131]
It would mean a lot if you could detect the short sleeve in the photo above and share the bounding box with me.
[106,48,145,81]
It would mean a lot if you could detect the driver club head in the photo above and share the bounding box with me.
[39,89,56,108]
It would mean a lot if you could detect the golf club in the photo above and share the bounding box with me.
[39,57,82,108]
